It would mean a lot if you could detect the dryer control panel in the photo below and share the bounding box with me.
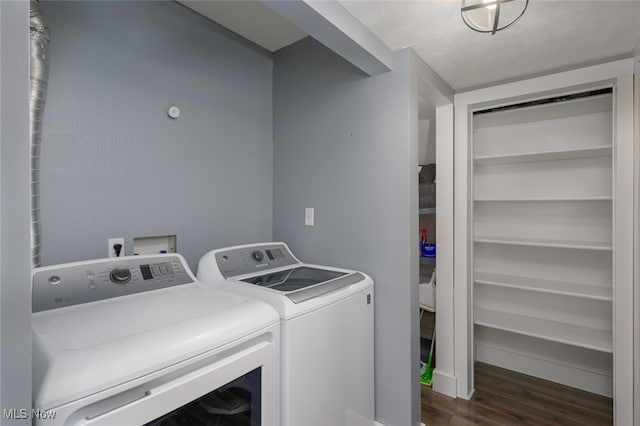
[32,254,194,312]
[214,243,298,278]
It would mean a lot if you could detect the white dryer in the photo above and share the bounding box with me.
[31,254,279,426]
[197,242,375,426]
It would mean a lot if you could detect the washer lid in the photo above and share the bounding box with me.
[240,266,367,304]
[241,266,347,291]
[32,282,279,410]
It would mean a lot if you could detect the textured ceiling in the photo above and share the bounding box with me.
[339,0,640,91]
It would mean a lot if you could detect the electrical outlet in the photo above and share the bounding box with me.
[108,237,125,258]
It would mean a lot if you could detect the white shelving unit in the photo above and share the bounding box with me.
[473,145,612,166]
[474,308,613,353]
[474,237,612,251]
[474,272,613,301]
[474,196,612,202]
[471,90,615,397]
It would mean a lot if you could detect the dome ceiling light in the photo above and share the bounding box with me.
[461,0,529,35]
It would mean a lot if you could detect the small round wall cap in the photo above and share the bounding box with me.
[168,106,181,119]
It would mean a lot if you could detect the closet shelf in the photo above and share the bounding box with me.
[419,207,436,215]
[474,236,612,251]
[473,92,612,129]
[419,257,436,265]
[474,272,612,301]
[473,196,612,203]
[474,145,612,166]
[474,308,613,353]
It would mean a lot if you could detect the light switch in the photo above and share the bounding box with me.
[305,208,314,226]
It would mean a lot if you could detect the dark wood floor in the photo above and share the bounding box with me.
[421,363,613,425]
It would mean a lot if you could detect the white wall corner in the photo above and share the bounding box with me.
[453,101,473,399]
[434,104,457,400]
[410,48,454,105]
[0,0,32,418]
[261,0,393,76]
[614,73,635,426]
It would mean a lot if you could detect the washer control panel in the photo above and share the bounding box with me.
[32,254,194,313]
[215,243,298,278]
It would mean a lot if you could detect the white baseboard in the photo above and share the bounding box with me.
[476,342,613,397]
[432,368,457,398]
[356,418,384,426]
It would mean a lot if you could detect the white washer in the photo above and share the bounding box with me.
[197,242,375,426]
[32,254,280,426]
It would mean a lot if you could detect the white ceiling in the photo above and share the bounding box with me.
[182,0,640,92]
[339,0,640,91]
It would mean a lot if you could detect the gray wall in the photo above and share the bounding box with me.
[8,2,421,423]
[0,0,32,422]
[273,38,420,426]
[39,1,274,270]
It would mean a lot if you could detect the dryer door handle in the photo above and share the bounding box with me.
[72,341,274,426]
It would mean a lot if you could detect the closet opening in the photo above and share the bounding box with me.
[470,87,615,399]
[416,72,455,405]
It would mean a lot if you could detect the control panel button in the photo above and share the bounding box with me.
[32,254,195,313]
[109,268,132,284]
[252,250,264,262]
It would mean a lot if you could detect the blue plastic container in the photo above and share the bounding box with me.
[421,242,436,258]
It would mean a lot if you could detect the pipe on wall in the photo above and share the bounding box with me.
[29,0,49,268]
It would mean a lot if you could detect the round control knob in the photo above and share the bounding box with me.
[48,275,61,285]
[252,250,264,262]
[109,268,131,284]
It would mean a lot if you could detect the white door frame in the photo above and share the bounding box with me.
[633,54,639,426]
[453,59,635,426]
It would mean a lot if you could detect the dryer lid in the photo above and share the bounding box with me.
[32,281,279,410]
